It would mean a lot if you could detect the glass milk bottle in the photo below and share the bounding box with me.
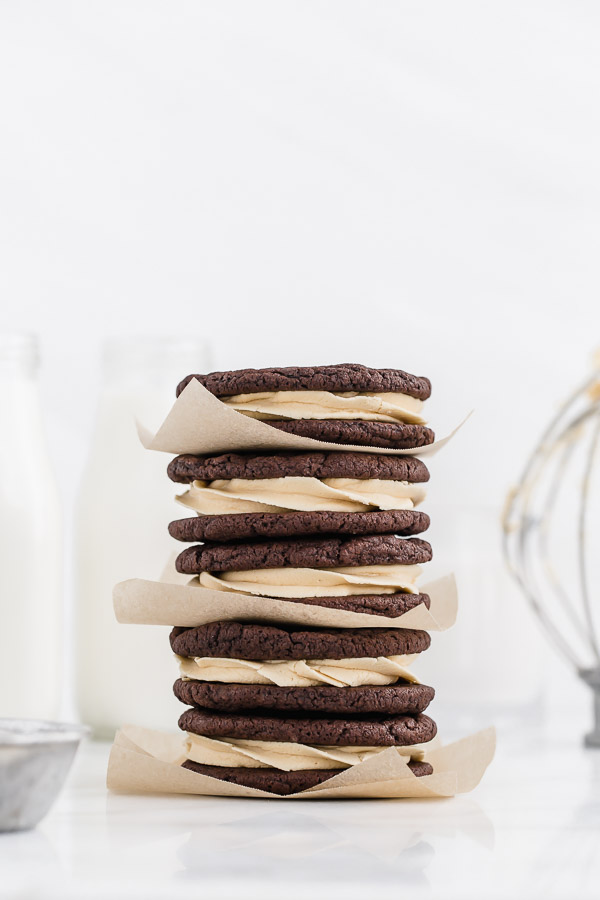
[75,337,211,737]
[0,334,62,719]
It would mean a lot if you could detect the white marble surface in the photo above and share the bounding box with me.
[1,726,600,900]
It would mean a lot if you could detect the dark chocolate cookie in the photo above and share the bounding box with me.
[181,759,433,795]
[167,451,429,484]
[268,419,435,449]
[168,509,430,543]
[175,534,432,574]
[176,364,431,400]
[282,593,430,617]
[170,621,431,660]
[173,679,435,715]
[179,708,437,746]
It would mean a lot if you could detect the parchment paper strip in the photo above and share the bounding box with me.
[113,574,457,631]
[107,725,495,799]
[138,379,470,457]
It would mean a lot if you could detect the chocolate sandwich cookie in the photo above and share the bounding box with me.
[174,679,435,715]
[167,451,430,484]
[181,759,433,795]
[176,363,431,400]
[169,509,430,543]
[175,534,432,575]
[179,708,437,746]
[169,621,431,660]
[268,419,435,449]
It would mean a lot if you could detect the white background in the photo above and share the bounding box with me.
[1,2,599,725]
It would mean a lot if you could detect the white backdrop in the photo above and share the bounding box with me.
[1,1,599,726]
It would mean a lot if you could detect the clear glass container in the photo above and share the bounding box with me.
[0,334,62,719]
[74,337,212,738]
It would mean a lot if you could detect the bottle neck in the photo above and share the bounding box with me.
[0,336,48,460]
[0,334,39,380]
[101,336,210,390]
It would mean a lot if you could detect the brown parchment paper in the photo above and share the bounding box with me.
[113,573,457,632]
[107,724,495,799]
[138,378,470,457]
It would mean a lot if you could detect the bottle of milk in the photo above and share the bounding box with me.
[75,337,211,738]
[0,334,62,719]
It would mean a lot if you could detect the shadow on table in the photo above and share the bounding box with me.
[173,797,494,888]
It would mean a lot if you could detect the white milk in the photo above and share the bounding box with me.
[0,335,62,718]
[75,338,211,738]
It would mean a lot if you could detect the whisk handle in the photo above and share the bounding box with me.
[579,668,600,748]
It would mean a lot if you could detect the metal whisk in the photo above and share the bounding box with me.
[502,365,600,747]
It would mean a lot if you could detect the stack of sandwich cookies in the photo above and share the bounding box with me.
[169,450,431,608]
[171,622,435,795]
[167,364,438,795]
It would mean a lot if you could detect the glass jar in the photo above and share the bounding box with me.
[74,337,212,737]
[0,334,62,718]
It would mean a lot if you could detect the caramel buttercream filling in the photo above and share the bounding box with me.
[185,733,428,771]
[221,390,427,425]
[178,654,420,687]
[198,563,421,597]
[177,477,426,515]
